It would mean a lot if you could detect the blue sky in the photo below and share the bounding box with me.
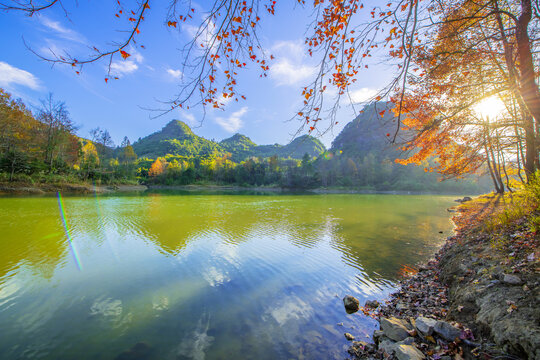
[0,0,390,148]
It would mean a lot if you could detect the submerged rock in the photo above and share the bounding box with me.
[380,317,410,341]
[365,299,380,308]
[115,342,153,360]
[343,295,360,313]
[344,332,355,341]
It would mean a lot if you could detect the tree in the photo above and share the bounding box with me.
[388,0,539,193]
[2,0,538,188]
[148,157,167,177]
[36,93,77,172]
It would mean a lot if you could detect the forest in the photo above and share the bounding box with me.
[0,88,489,193]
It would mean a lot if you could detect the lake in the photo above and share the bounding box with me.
[0,192,455,359]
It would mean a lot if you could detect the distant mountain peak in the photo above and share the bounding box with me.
[162,120,194,137]
[221,133,256,146]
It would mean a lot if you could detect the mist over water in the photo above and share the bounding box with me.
[0,193,455,359]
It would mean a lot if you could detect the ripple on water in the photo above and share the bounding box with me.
[0,193,455,360]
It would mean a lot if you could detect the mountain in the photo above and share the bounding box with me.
[132,120,326,160]
[133,120,223,159]
[220,133,256,161]
[253,135,325,159]
[331,102,400,157]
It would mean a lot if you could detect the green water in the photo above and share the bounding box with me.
[0,192,455,359]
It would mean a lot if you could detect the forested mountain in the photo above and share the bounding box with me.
[132,120,224,159]
[0,87,491,193]
[133,120,326,160]
[331,103,400,157]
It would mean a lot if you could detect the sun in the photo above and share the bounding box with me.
[474,96,506,120]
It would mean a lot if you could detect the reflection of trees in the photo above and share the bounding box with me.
[135,195,331,255]
[326,195,453,279]
[123,193,453,282]
[0,194,454,287]
[0,198,68,280]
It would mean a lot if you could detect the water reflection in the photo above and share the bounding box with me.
[0,193,454,359]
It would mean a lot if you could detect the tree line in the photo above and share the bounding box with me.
[0,88,487,192]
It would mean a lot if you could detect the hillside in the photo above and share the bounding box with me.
[331,102,400,157]
[133,120,326,160]
[132,120,223,159]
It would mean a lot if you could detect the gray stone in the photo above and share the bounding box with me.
[344,333,355,341]
[380,317,410,341]
[373,330,384,343]
[415,316,437,335]
[462,197,472,202]
[394,344,425,360]
[379,338,397,356]
[502,274,523,285]
[398,337,415,346]
[365,299,380,308]
[343,295,360,313]
[396,302,409,311]
[433,320,461,341]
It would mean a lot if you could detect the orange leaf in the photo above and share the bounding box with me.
[120,50,131,59]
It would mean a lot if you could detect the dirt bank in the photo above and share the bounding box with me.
[347,194,539,359]
[0,182,147,195]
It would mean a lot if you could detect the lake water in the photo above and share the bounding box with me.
[0,192,455,359]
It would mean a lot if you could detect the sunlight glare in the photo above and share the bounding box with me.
[474,96,506,120]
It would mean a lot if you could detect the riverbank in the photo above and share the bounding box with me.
[0,182,147,195]
[346,193,539,359]
[1,181,479,196]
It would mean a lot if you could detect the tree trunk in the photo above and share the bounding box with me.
[516,0,540,130]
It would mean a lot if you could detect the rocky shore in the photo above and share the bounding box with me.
[344,194,539,359]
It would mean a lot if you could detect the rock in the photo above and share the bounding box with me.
[502,274,523,285]
[415,316,437,335]
[394,344,425,360]
[433,320,461,341]
[365,299,380,308]
[398,337,415,346]
[380,317,410,341]
[352,340,368,348]
[343,295,360,313]
[462,196,472,202]
[379,338,397,356]
[396,302,409,311]
[344,332,355,341]
[372,330,384,343]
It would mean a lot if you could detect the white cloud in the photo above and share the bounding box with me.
[182,21,218,52]
[0,62,41,90]
[349,87,377,103]
[110,61,139,75]
[166,68,182,79]
[272,41,304,59]
[215,107,248,132]
[109,48,144,77]
[270,40,317,86]
[39,16,86,43]
[271,59,317,86]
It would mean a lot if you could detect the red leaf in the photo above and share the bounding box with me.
[120,50,131,59]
